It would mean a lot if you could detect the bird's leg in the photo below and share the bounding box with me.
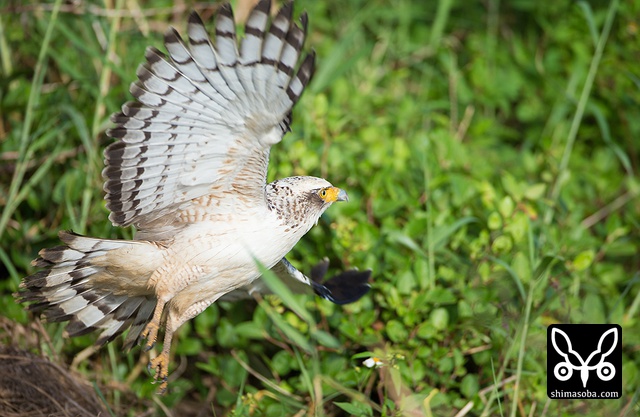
[148,323,174,394]
[141,298,165,351]
[147,298,217,393]
[142,263,202,352]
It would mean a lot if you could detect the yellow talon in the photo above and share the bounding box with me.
[148,352,170,394]
[141,321,160,352]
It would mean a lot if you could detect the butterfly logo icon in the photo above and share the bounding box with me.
[551,327,617,388]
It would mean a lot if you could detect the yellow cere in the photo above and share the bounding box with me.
[319,187,349,203]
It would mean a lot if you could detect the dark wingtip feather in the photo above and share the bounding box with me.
[298,50,316,86]
[310,258,329,283]
[24,300,51,312]
[43,305,74,323]
[66,320,98,337]
[31,257,52,268]
[39,245,70,263]
[254,0,271,15]
[276,1,294,24]
[218,3,234,19]
[164,27,184,48]
[59,230,81,244]
[313,268,372,305]
[307,49,317,78]
[22,270,50,288]
[299,12,308,34]
[145,46,166,62]
[188,10,204,25]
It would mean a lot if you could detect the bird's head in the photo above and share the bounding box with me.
[266,176,348,230]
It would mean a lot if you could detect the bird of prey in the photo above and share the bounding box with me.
[17,0,371,393]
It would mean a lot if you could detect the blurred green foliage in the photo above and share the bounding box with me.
[1,0,639,415]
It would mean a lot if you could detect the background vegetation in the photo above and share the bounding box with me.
[1,0,638,415]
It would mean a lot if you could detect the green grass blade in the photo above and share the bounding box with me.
[577,1,599,47]
[544,0,619,225]
[429,0,454,50]
[0,14,12,76]
[487,256,526,301]
[0,0,63,239]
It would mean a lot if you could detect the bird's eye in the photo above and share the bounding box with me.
[319,189,327,198]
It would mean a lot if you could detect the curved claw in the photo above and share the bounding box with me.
[146,360,154,375]
[148,352,170,394]
[141,321,159,352]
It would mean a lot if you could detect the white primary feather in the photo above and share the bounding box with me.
[104,1,316,231]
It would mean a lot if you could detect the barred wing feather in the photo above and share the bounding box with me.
[103,0,315,230]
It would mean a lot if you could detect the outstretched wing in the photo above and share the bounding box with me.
[103,0,315,230]
[220,258,372,304]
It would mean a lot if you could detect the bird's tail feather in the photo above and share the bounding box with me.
[17,231,157,349]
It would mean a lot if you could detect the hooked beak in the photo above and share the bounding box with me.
[336,188,349,202]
